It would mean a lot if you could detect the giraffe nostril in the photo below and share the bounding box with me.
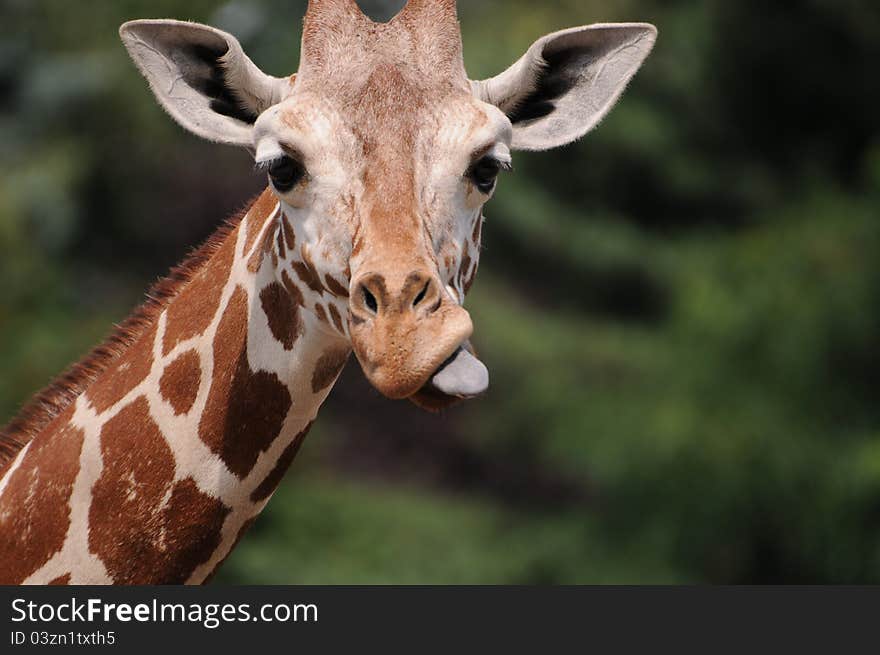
[412,282,430,308]
[363,286,378,314]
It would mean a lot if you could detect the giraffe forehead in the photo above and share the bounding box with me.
[298,8,467,93]
[287,63,481,144]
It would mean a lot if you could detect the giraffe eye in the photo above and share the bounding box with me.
[468,156,509,194]
[266,156,305,193]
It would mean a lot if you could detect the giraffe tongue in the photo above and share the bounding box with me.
[429,346,489,398]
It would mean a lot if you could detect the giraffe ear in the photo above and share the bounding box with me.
[119,19,292,147]
[471,23,657,151]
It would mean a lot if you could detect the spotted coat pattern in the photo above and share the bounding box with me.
[0,192,351,584]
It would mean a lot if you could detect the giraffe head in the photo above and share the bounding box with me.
[120,0,656,409]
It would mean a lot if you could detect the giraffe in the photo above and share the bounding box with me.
[0,0,656,584]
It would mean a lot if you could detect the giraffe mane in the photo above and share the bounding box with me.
[0,194,262,472]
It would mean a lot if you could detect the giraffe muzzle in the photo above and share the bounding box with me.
[348,269,487,403]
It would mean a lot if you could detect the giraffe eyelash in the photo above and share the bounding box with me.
[254,156,285,173]
[495,157,513,172]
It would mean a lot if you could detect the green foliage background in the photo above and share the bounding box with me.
[2,0,879,583]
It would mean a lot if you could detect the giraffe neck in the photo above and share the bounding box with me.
[0,189,351,584]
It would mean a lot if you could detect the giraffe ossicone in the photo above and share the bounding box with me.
[0,1,656,584]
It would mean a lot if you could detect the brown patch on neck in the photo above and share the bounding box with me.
[324,273,349,298]
[0,191,273,470]
[281,214,296,251]
[351,235,365,259]
[260,282,302,351]
[292,246,324,294]
[281,269,306,308]
[276,223,287,259]
[198,287,293,478]
[89,397,231,584]
[48,573,71,585]
[313,303,329,325]
[250,425,312,503]
[311,347,351,393]
[242,188,278,255]
[327,304,346,334]
[159,350,202,416]
[0,405,83,584]
[459,248,476,295]
[247,219,275,274]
